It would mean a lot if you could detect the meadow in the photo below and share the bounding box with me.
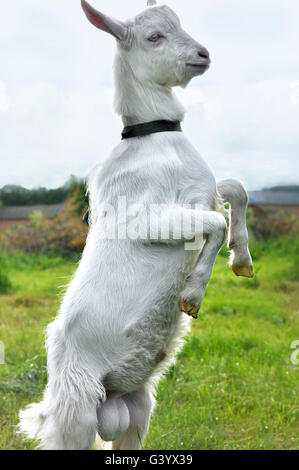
[0,237,298,450]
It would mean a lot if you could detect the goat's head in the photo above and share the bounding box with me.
[81,0,210,88]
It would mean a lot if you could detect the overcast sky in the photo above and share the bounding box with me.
[0,0,298,190]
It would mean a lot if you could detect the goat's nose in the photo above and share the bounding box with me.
[198,47,210,60]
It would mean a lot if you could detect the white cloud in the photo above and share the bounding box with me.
[0,0,298,190]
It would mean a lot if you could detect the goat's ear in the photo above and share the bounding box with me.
[81,0,127,41]
[147,1,157,6]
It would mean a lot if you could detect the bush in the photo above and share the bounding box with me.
[0,198,88,258]
[249,206,298,240]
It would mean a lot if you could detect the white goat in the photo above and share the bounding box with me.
[18,0,253,450]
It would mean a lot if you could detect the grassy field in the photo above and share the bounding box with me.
[0,238,298,450]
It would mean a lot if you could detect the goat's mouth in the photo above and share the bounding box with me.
[186,61,210,70]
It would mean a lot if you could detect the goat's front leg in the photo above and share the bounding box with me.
[217,179,254,278]
[141,207,227,318]
[179,212,227,318]
[145,207,227,318]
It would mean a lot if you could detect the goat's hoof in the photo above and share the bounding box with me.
[232,264,254,278]
[179,298,199,319]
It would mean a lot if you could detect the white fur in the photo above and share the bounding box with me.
[18,1,253,450]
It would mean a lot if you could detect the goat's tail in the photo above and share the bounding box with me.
[18,368,106,450]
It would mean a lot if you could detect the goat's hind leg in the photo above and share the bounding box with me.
[19,373,104,450]
[217,179,254,278]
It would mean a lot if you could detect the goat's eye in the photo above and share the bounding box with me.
[147,33,164,42]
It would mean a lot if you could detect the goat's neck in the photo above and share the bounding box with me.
[114,54,185,126]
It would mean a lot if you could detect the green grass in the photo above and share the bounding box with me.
[0,240,298,450]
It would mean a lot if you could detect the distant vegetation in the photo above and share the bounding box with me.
[0,185,68,206]
[0,176,87,208]
[0,176,89,258]
[262,185,299,193]
[249,206,298,240]
[0,180,298,257]
[1,180,298,209]
[0,194,88,258]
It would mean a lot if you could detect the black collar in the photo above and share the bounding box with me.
[121,120,182,140]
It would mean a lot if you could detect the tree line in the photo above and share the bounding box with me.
[1,179,297,209]
[0,176,87,208]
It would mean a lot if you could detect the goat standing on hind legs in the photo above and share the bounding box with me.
[18,0,253,450]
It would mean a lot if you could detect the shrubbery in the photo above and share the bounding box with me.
[0,194,88,258]
[249,206,298,240]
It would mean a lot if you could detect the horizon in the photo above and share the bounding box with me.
[1,179,299,195]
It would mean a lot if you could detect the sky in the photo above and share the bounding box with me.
[0,0,298,191]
